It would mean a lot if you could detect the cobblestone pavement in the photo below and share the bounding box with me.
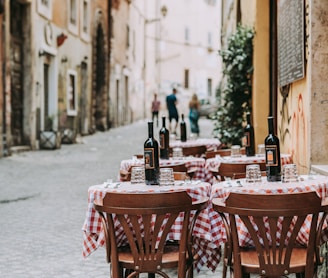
[0,118,224,278]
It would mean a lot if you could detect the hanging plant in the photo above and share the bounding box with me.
[212,24,255,147]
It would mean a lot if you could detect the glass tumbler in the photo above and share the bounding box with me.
[159,168,174,186]
[282,164,298,182]
[131,166,145,184]
[246,164,262,183]
[231,145,241,157]
[257,144,265,157]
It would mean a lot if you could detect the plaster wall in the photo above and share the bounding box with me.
[309,0,328,165]
[252,0,270,147]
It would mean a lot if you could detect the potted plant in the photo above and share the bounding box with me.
[212,24,255,147]
[39,115,62,150]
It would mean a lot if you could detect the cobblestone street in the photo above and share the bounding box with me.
[0,118,223,278]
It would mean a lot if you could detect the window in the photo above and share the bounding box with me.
[67,70,78,116]
[81,0,90,41]
[184,69,189,89]
[68,0,78,35]
[184,27,190,43]
[208,32,212,47]
[207,78,212,97]
[37,0,52,19]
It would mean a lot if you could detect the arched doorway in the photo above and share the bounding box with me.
[91,10,109,132]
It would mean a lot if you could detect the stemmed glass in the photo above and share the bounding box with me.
[186,167,197,183]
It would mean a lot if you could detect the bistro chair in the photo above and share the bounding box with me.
[218,161,266,181]
[94,191,208,278]
[160,163,188,173]
[181,145,207,157]
[205,148,246,159]
[173,172,187,180]
[212,191,325,278]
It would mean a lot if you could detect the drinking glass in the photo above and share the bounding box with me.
[131,166,145,184]
[282,164,298,182]
[231,145,241,157]
[172,147,183,159]
[159,168,174,186]
[245,164,262,183]
[257,144,265,157]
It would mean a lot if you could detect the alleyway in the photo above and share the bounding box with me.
[0,118,223,277]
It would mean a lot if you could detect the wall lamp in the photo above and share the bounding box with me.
[39,49,46,57]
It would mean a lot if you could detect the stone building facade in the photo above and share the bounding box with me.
[220,0,328,174]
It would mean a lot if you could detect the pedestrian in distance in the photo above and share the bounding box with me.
[189,93,200,136]
[166,88,179,134]
[151,93,161,127]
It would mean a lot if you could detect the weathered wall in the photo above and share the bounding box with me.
[309,0,328,165]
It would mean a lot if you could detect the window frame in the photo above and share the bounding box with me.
[68,0,79,35]
[80,0,90,41]
[37,0,53,20]
[66,69,78,116]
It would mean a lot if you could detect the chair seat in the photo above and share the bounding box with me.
[118,244,181,268]
[240,247,309,272]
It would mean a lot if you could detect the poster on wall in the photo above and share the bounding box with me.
[277,0,305,87]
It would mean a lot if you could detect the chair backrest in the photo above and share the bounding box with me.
[218,191,322,278]
[182,145,207,157]
[161,163,187,173]
[218,161,266,180]
[205,148,246,159]
[173,172,187,180]
[94,191,207,277]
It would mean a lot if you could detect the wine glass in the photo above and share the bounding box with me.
[186,167,197,183]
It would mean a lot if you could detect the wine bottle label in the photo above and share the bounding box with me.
[265,145,278,166]
[243,132,250,147]
[160,134,165,149]
[144,148,155,169]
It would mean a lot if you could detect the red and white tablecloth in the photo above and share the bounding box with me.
[206,153,293,169]
[120,157,213,183]
[210,175,328,248]
[82,181,221,272]
[170,138,221,151]
[205,153,293,183]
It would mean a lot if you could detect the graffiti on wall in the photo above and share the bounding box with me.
[279,85,307,172]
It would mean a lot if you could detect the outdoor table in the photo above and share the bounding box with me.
[120,156,213,182]
[210,174,328,248]
[205,153,293,182]
[169,137,221,151]
[82,181,221,272]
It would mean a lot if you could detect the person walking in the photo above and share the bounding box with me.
[166,88,179,134]
[151,93,161,127]
[188,93,200,136]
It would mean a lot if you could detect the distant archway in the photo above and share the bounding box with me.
[91,10,109,132]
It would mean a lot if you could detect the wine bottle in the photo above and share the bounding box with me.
[264,116,281,181]
[144,122,160,185]
[180,113,187,142]
[159,116,170,159]
[244,112,255,156]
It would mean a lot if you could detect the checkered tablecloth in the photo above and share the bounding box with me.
[120,157,213,183]
[82,181,221,272]
[170,138,221,151]
[210,175,328,248]
[205,153,293,183]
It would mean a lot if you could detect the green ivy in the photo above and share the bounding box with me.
[212,24,255,147]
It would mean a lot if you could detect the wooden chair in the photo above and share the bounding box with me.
[205,147,246,159]
[173,172,187,180]
[94,191,208,278]
[212,191,324,278]
[218,161,266,181]
[182,145,207,157]
[160,163,188,173]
